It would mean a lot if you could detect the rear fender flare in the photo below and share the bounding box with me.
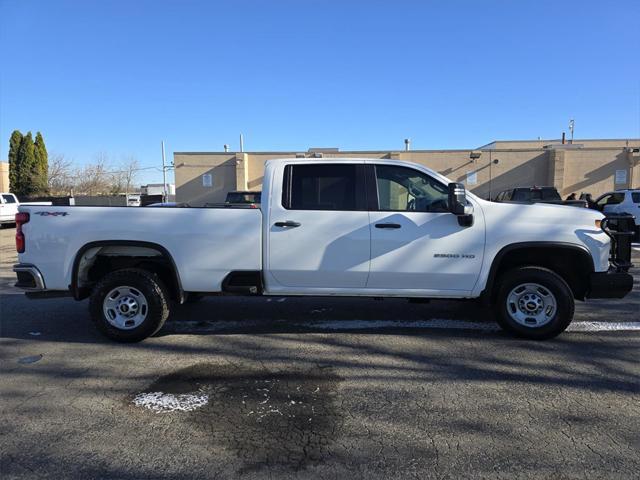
[70,240,184,301]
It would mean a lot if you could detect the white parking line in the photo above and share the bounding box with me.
[295,319,640,332]
[567,321,640,332]
[169,319,640,333]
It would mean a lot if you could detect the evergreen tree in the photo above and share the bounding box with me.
[34,132,49,194]
[15,132,36,197]
[8,130,23,192]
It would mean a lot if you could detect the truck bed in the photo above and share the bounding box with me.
[18,206,263,292]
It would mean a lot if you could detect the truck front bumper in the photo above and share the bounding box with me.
[586,271,634,299]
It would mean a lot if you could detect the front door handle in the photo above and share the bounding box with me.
[375,223,402,229]
[274,221,301,228]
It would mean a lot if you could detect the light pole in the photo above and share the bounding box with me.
[161,141,167,203]
[569,119,575,144]
[488,151,499,200]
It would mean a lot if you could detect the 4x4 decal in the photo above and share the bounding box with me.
[34,211,69,217]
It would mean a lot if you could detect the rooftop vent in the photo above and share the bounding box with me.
[308,147,339,153]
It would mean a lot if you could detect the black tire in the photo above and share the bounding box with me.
[494,266,574,340]
[89,268,170,342]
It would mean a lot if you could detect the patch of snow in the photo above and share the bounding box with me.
[133,391,209,413]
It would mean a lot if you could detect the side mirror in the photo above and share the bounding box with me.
[448,182,474,227]
[448,182,467,215]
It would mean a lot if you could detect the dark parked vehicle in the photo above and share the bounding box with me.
[225,191,261,204]
[205,191,262,209]
[493,187,587,207]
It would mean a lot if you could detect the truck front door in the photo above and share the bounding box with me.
[267,162,371,289]
[366,164,484,293]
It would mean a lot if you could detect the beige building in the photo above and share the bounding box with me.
[174,139,640,206]
[0,162,9,192]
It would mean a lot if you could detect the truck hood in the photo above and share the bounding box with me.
[476,199,604,227]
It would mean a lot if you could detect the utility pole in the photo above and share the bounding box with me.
[161,141,167,203]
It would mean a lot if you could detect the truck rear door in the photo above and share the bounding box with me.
[266,162,371,289]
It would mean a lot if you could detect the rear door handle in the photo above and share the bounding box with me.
[274,221,301,228]
[375,223,402,229]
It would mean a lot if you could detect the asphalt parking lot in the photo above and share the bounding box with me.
[1,226,639,479]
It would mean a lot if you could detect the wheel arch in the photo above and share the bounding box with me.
[71,240,184,302]
[481,242,595,304]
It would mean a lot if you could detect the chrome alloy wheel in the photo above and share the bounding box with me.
[103,286,149,330]
[506,282,557,327]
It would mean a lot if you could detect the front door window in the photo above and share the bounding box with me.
[374,165,449,212]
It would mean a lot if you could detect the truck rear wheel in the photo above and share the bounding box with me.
[89,268,170,342]
[495,266,574,340]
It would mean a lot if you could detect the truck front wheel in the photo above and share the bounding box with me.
[495,266,574,340]
[89,268,170,342]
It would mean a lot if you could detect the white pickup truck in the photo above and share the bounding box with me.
[1,193,52,225]
[0,193,20,225]
[13,158,633,342]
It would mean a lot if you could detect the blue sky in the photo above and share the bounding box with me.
[1,0,639,184]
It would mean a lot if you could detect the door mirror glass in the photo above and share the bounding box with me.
[448,183,467,215]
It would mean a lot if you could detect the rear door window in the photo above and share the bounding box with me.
[607,193,625,205]
[541,189,561,201]
[530,190,543,201]
[512,190,530,201]
[631,192,640,204]
[595,194,611,208]
[2,194,16,203]
[283,164,366,211]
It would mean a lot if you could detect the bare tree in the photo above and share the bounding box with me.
[109,156,139,195]
[46,152,142,196]
[47,154,75,195]
[75,152,111,195]
[121,157,139,195]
